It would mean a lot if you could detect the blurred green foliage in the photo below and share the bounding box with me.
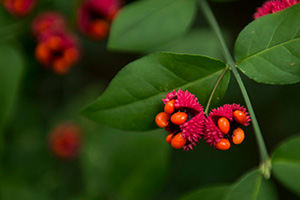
[0,0,300,199]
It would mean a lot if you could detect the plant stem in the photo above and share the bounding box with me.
[205,66,229,114]
[199,0,271,178]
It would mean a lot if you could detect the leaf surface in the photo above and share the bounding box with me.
[81,52,229,131]
[108,0,196,52]
[272,135,300,197]
[225,169,278,200]
[235,4,300,84]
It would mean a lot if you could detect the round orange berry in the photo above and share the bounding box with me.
[232,127,245,145]
[90,19,109,39]
[215,138,231,150]
[47,36,62,51]
[35,44,50,63]
[170,112,187,125]
[164,99,175,115]
[166,133,173,144]
[233,110,247,124]
[217,117,230,134]
[171,132,187,149]
[155,112,169,128]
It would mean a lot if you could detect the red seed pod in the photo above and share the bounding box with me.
[49,122,82,159]
[35,32,80,75]
[171,132,187,149]
[32,12,67,39]
[215,138,231,150]
[233,110,247,125]
[232,127,245,145]
[161,89,205,151]
[170,112,188,125]
[89,19,110,39]
[217,117,230,134]
[165,133,173,144]
[4,0,36,17]
[77,0,123,40]
[164,99,175,115]
[155,112,169,128]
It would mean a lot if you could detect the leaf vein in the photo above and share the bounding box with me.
[237,38,300,64]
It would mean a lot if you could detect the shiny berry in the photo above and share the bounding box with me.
[232,127,245,145]
[217,117,230,134]
[90,19,110,39]
[155,112,169,128]
[233,110,247,124]
[164,99,175,115]
[170,112,188,125]
[166,133,173,144]
[171,132,187,149]
[215,138,231,150]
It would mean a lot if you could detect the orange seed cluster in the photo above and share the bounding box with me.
[215,110,247,150]
[155,99,188,149]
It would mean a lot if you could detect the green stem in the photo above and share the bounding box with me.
[199,0,271,178]
[205,66,229,114]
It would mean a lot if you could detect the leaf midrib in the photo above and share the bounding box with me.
[237,38,300,64]
[94,69,224,112]
[251,174,262,200]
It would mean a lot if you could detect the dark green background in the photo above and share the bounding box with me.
[0,0,299,199]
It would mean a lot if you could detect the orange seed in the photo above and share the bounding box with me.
[90,19,109,39]
[232,127,245,145]
[217,117,230,134]
[164,99,175,115]
[155,112,169,128]
[166,133,173,144]
[170,112,188,125]
[215,138,231,150]
[171,132,187,149]
[233,110,247,124]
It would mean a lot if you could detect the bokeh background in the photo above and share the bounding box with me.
[0,0,299,199]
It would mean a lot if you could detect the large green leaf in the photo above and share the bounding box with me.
[0,44,24,131]
[81,52,230,131]
[108,0,196,52]
[272,134,300,197]
[179,185,230,200]
[235,4,300,84]
[225,169,278,200]
[80,126,170,200]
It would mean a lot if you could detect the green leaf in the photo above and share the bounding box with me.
[225,169,278,200]
[180,185,230,200]
[80,126,170,200]
[0,44,24,131]
[81,52,230,131]
[235,4,300,84]
[271,134,300,197]
[108,0,196,52]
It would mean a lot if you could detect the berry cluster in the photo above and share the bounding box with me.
[155,89,251,151]
[155,89,205,151]
[2,0,36,17]
[205,103,250,150]
[48,122,82,159]
[77,0,123,40]
[32,12,80,75]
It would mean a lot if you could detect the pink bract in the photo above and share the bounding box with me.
[32,12,67,39]
[3,0,36,17]
[163,89,205,151]
[204,104,251,147]
[254,0,300,19]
